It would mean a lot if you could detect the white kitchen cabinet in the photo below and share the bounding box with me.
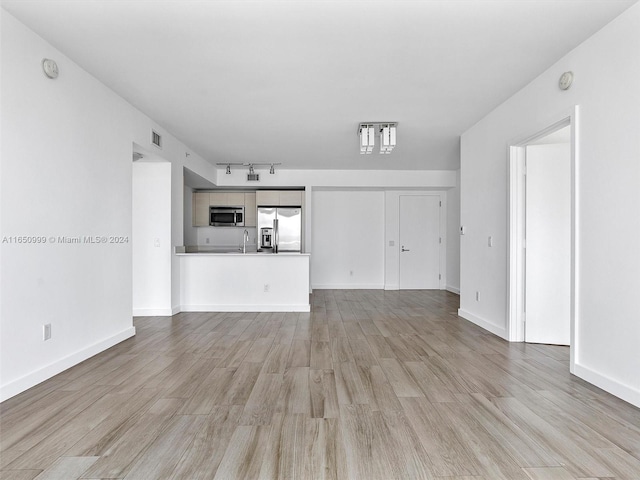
[178,253,311,312]
[193,192,210,227]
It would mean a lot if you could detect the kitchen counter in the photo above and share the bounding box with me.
[178,251,307,256]
[176,246,306,255]
[177,248,310,312]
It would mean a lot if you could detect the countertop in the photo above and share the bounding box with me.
[175,246,309,256]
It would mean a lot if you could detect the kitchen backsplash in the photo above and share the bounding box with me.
[196,226,257,248]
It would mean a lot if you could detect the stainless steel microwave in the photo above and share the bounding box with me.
[210,206,244,227]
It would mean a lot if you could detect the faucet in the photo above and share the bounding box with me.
[243,229,249,254]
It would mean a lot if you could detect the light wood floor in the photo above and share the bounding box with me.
[2,290,640,480]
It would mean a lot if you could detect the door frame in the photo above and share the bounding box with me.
[398,193,445,290]
[507,106,579,372]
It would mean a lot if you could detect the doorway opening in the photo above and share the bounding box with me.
[508,106,579,371]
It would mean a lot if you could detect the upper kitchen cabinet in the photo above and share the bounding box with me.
[256,190,280,206]
[256,190,303,207]
[280,190,303,206]
[227,192,245,207]
[193,192,210,227]
[209,192,225,207]
[192,191,259,227]
[209,192,245,207]
[244,193,256,227]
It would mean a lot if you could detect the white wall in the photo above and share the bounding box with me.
[215,168,457,190]
[0,10,217,401]
[460,4,640,406]
[133,161,172,315]
[446,170,461,293]
[183,185,198,246]
[0,12,135,400]
[312,190,385,289]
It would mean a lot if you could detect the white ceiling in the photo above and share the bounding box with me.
[2,0,636,171]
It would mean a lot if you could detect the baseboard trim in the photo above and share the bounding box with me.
[180,304,311,313]
[573,363,640,409]
[457,309,507,340]
[446,285,460,295]
[133,308,174,317]
[0,326,136,402]
[312,284,384,290]
[384,284,399,291]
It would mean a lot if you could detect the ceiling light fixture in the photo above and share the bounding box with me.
[358,122,397,155]
[216,162,282,176]
[359,124,375,154]
[379,124,397,154]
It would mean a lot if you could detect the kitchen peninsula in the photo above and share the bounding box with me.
[177,250,310,312]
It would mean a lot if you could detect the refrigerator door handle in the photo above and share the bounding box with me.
[273,218,279,253]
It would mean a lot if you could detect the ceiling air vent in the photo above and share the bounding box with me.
[151,130,162,149]
[247,173,260,182]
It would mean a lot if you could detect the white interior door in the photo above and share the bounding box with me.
[525,144,571,345]
[399,195,440,289]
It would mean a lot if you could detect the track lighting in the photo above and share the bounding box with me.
[216,162,282,177]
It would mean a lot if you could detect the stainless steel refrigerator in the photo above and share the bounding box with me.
[257,207,302,252]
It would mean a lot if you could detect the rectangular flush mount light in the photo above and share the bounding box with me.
[358,122,397,154]
[380,124,396,154]
[359,124,375,154]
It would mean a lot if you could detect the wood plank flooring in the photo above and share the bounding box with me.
[2,290,640,479]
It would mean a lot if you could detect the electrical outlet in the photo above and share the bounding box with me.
[350,270,353,276]
[206,238,210,244]
[154,238,160,247]
[43,323,51,341]
[476,291,480,301]
[264,284,270,292]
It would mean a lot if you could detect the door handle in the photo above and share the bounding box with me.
[401,246,410,252]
